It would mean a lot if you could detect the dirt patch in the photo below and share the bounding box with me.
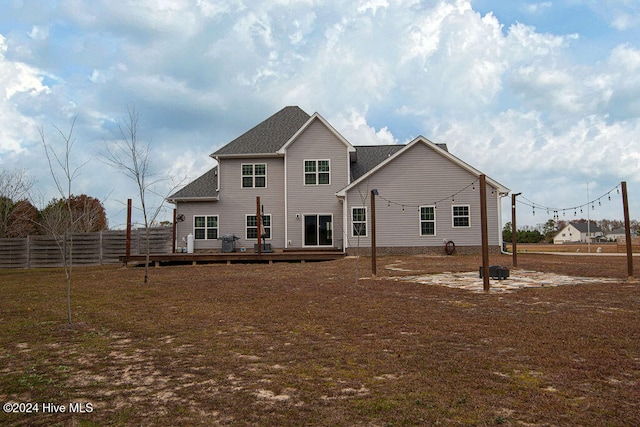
[1,253,639,426]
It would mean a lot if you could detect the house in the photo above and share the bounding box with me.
[553,221,604,244]
[607,227,637,242]
[168,106,510,255]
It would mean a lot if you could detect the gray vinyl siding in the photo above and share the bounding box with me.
[217,157,286,249]
[175,158,285,251]
[174,201,222,251]
[285,119,349,248]
[345,142,501,249]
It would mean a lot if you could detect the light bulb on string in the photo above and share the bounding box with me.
[598,199,601,206]
[608,194,611,201]
[617,187,620,194]
[533,207,536,216]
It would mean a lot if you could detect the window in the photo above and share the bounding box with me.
[194,215,218,240]
[304,160,330,185]
[420,206,436,236]
[246,214,271,239]
[242,163,266,188]
[352,207,367,237]
[452,205,470,227]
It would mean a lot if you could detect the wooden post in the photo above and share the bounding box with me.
[172,208,177,253]
[125,198,132,266]
[256,196,262,256]
[480,175,490,292]
[371,189,378,276]
[511,192,521,268]
[621,182,634,280]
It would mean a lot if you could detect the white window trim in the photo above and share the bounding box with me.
[351,206,367,237]
[419,205,436,236]
[241,163,267,189]
[193,215,219,240]
[452,205,471,228]
[245,214,272,240]
[303,159,331,186]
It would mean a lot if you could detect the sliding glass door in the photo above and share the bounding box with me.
[304,215,332,246]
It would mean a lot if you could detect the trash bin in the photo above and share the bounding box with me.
[219,234,239,253]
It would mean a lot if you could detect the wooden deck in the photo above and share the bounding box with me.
[119,249,345,266]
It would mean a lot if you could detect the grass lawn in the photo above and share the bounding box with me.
[1,253,639,426]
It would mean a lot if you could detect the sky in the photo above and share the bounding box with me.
[1,0,639,231]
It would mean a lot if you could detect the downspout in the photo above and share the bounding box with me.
[283,153,288,249]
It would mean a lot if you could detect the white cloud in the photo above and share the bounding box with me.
[0,34,49,156]
[1,0,640,226]
[523,2,552,15]
[332,109,399,146]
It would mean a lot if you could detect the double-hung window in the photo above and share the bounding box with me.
[242,163,266,188]
[352,207,367,237]
[194,215,218,240]
[452,205,470,227]
[420,206,436,236]
[304,160,330,185]
[246,214,271,239]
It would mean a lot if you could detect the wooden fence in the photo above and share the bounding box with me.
[0,228,173,268]
[617,235,640,253]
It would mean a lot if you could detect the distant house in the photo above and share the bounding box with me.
[607,227,637,242]
[168,106,510,255]
[553,222,604,244]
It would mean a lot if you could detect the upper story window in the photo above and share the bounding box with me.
[304,160,330,185]
[242,163,266,188]
[452,205,470,227]
[420,206,436,236]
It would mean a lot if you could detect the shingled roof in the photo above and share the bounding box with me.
[570,221,603,233]
[211,106,311,157]
[351,145,405,181]
[168,167,218,201]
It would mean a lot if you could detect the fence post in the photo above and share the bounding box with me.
[621,181,634,280]
[27,235,31,269]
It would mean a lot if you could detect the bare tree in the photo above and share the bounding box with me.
[0,169,36,238]
[102,106,182,283]
[39,116,87,324]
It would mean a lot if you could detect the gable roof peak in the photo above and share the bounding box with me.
[211,106,310,157]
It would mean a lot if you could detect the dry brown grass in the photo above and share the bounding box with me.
[1,253,639,426]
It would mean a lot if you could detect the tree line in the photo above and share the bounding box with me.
[0,175,108,239]
[503,218,640,244]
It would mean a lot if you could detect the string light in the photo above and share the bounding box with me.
[372,177,499,215]
[516,183,620,218]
